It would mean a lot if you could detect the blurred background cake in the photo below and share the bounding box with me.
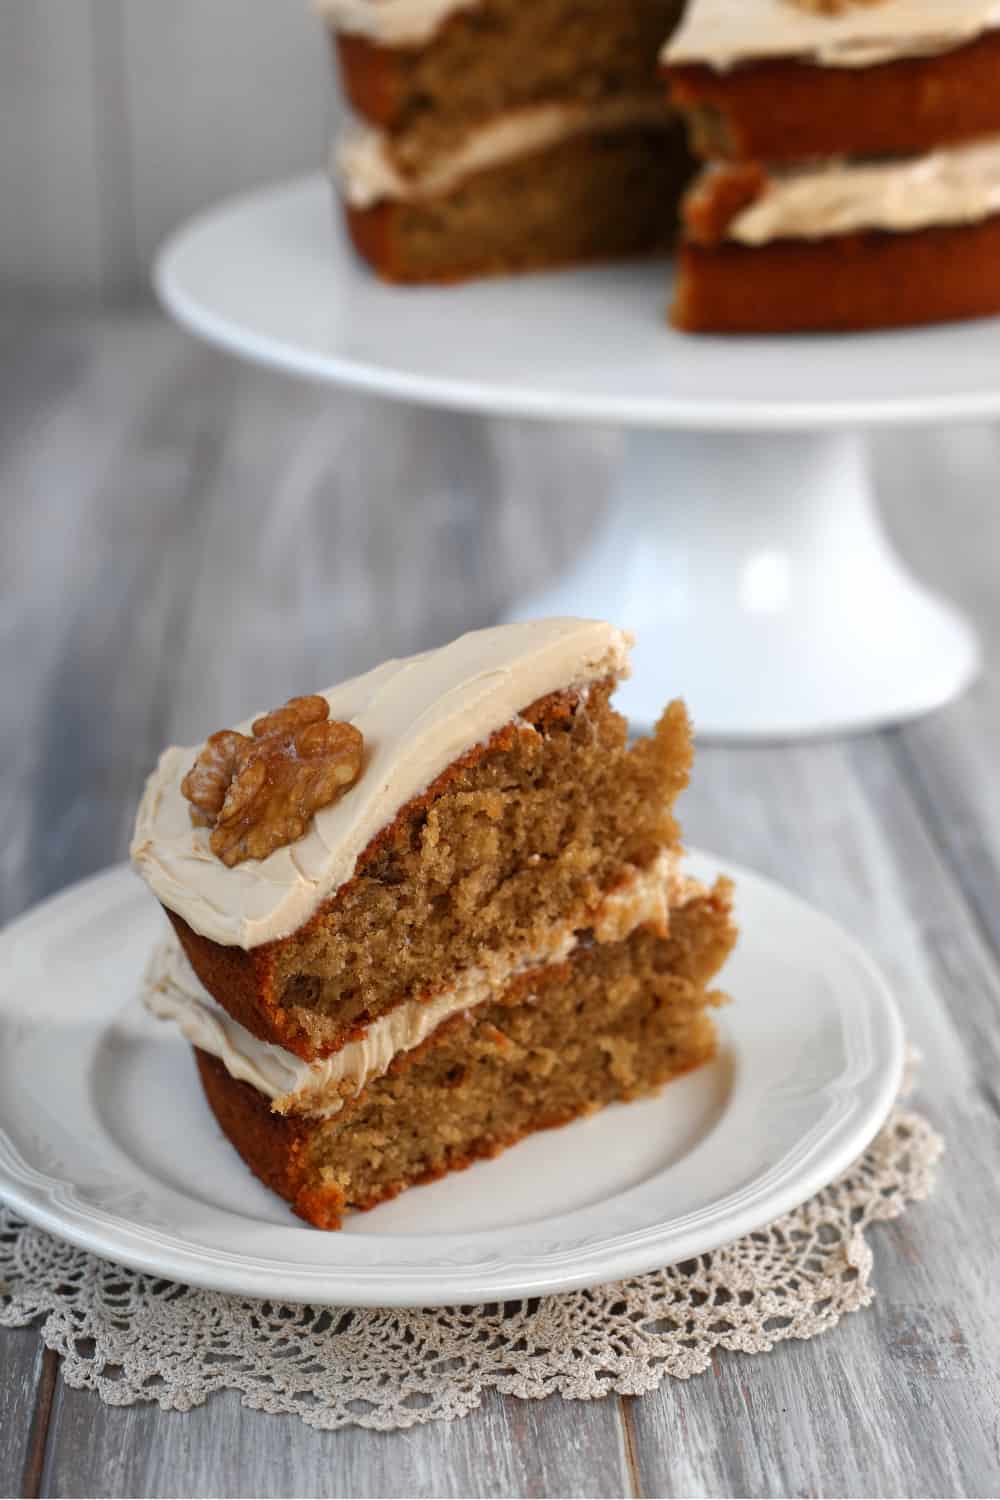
[319,0,1000,331]
[322,0,693,280]
[664,0,1000,331]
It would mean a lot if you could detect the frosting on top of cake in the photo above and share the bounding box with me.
[664,0,1000,70]
[713,133,1000,243]
[336,95,674,208]
[316,0,1000,69]
[131,619,632,950]
[313,0,481,47]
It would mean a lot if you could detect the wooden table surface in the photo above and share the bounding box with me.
[2,307,1000,1500]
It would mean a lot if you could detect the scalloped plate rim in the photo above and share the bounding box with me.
[0,859,903,1306]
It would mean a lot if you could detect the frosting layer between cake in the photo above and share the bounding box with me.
[131,619,631,950]
[715,134,1000,244]
[664,0,1000,70]
[336,96,675,207]
[145,851,680,1116]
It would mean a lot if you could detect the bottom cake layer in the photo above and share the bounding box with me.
[344,124,694,285]
[671,216,1000,334]
[195,879,736,1229]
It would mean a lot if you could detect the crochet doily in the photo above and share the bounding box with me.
[0,1105,941,1432]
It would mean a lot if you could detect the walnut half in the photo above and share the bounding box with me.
[181,695,364,867]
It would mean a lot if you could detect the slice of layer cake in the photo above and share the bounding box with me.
[319,0,695,281]
[662,0,1000,332]
[133,619,736,1228]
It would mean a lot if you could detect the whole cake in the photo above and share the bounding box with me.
[316,0,1000,331]
[132,619,736,1229]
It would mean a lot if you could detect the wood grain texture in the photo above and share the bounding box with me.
[119,0,333,286]
[0,1333,55,1499]
[0,2,332,298]
[0,4,105,297]
[1,310,999,1498]
[40,1388,632,1500]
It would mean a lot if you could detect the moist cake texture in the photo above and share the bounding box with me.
[327,0,687,158]
[136,623,694,1060]
[167,683,691,1056]
[342,118,691,282]
[192,882,736,1229]
[325,0,695,281]
[134,618,735,1228]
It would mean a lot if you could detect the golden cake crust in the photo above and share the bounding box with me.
[671,213,1000,332]
[336,32,403,127]
[664,29,1000,163]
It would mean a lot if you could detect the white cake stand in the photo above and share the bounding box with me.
[155,173,1000,739]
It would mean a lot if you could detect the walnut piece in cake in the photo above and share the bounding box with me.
[181,695,364,867]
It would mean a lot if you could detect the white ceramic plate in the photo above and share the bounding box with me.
[0,855,902,1307]
[155,173,1000,430]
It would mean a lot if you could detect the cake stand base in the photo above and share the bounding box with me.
[507,430,980,740]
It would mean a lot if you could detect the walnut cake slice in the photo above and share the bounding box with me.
[133,619,736,1228]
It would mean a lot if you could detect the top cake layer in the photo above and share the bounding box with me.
[664,0,1000,69]
[131,619,631,950]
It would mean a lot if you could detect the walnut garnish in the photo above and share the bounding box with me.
[181,695,364,867]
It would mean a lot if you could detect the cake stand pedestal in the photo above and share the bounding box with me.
[155,174,998,739]
[508,427,978,734]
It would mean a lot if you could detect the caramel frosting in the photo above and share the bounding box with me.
[313,0,480,47]
[713,134,1000,244]
[317,0,1000,71]
[663,0,1000,70]
[335,95,675,208]
[131,619,632,950]
[144,851,681,1117]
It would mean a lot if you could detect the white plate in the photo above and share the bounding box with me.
[0,855,902,1307]
[155,173,1000,430]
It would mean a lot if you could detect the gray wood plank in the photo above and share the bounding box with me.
[4,311,1000,1497]
[0,2,335,299]
[872,424,1000,967]
[120,0,333,290]
[42,1386,631,1500]
[0,1331,55,1499]
[0,314,205,918]
[0,5,104,297]
[629,707,1000,1494]
[609,426,1000,1499]
[6,313,625,1500]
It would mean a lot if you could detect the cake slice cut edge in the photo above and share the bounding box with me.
[159,676,697,1063]
[187,877,737,1230]
[132,619,738,1231]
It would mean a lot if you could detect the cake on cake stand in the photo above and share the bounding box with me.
[155,174,999,739]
